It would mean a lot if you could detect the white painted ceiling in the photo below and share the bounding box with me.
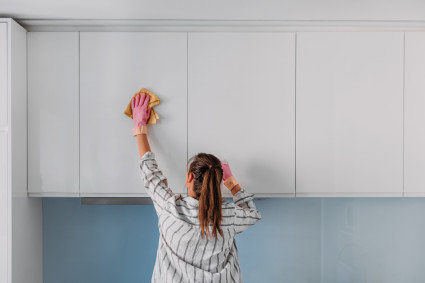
[0,0,424,21]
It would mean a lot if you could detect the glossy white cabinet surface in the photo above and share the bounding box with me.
[80,32,187,196]
[0,24,6,128]
[0,132,7,283]
[296,32,404,196]
[1,19,42,283]
[28,32,80,196]
[405,32,425,195]
[188,32,296,197]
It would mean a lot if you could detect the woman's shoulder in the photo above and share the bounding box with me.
[169,195,237,216]
[160,196,239,232]
[165,195,199,217]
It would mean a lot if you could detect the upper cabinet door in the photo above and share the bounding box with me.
[28,32,80,196]
[80,32,187,196]
[296,32,404,196]
[188,32,296,197]
[405,32,425,195]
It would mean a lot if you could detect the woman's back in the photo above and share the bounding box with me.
[157,198,237,282]
[139,151,261,283]
[155,192,259,283]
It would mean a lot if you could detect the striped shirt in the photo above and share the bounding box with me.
[138,151,262,283]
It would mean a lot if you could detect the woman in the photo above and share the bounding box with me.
[131,92,262,282]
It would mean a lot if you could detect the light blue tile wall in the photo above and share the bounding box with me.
[43,197,425,283]
[321,198,425,283]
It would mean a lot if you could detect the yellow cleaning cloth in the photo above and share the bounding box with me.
[124,88,160,125]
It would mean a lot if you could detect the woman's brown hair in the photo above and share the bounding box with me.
[186,153,224,239]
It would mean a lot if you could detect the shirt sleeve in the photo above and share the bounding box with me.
[138,151,174,215]
[232,188,262,234]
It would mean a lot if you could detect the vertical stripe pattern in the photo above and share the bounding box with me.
[139,151,261,283]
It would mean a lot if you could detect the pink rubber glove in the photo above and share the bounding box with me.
[131,93,151,127]
[219,157,239,191]
[219,158,233,181]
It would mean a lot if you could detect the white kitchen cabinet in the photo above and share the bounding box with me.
[28,32,80,196]
[188,32,296,197]
[0,27,8,281]
[296,32,404,196]
[0,24,6,129]
[0,18,42,283]
[0,131,7,283]
[80,32,187,197]
[404,32,425,196]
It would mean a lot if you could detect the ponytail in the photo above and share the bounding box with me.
[198,167,224,239]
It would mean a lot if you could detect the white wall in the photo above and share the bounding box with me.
[0,0,425,21]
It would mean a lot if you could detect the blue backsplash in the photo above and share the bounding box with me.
[43,197,425,283]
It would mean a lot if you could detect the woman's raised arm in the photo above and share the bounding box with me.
[132,92,174,214]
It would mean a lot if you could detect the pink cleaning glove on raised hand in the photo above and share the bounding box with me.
[131,92,152,127]
[219,157,239,190]
[220,159,233,181]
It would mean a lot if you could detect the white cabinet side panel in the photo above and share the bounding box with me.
[0,24,6,129]
[10,20,27,199]
[405,32,425,194]
[296,32,404,195]
[0,132,7,283]
[80,32,187,195]
[10,19,43,283]
[188,32,296,197]
[28,32,79,195]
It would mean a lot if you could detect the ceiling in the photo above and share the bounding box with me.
[0,0,424,21]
